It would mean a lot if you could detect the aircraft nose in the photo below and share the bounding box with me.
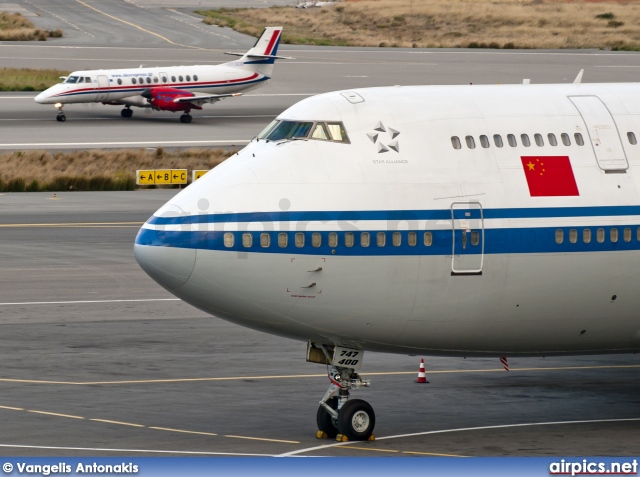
[34,91,48,103]
[134,205,197,291]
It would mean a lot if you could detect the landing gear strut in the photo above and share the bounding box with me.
[315,347,375,441]
[121,107,133,118]
[55,102,66,122]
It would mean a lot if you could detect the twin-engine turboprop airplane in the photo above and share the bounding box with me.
[135,81,640,441]
[34,27,285,123]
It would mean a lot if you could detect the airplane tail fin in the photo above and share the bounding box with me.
[224,27,287,77]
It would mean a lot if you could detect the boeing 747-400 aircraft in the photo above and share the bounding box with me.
[34,27,285,123]
[135,80,640,441]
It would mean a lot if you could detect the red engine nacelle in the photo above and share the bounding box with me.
[141,88,202,113]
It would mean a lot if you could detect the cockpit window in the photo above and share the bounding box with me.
[258,119,350,144]
[64,76,80,84]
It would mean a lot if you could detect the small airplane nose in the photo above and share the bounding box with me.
[34,91,47,103]
[134,242,196,290]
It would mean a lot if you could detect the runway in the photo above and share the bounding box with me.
[0,0,640,458]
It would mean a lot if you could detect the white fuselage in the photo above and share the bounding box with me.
[135,83,640,357]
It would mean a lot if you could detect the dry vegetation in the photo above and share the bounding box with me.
[0,67,69,91]
[0,12,62,41]
[198,0,640,50]
[0,148,237,192]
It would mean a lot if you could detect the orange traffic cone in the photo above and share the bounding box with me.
[415,358,429,383]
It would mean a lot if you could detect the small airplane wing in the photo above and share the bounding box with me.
[224,52,294,60]
[173,92,242,106]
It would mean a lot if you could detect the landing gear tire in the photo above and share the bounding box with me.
[56,114,66,122]
[337,398,375,441]
[180,114,192,124]
[121,108,133,118]
[316,397,339,438]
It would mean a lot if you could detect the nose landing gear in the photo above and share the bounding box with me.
[55,102,66,122]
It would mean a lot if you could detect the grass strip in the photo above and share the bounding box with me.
[0,12,62,41]
[0,67,69,91]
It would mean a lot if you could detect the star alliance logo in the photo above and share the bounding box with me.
[367,121,400,153]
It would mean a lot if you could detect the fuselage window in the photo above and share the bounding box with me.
[153,77,159,83]
[328,232,338,248]
[311,123,330,140]
[521,134,531,147]
[194,75,199,81]
[583,228,591,243]
[507,134,517,147]
[465,136,476,149]
[162,76,167,83]
[278,233,288,248]
[131,78,137,84]
[575,133,585,146]
[628,132,637,145]
[534,133,544,147]
[610,228,618,243]
[266,121,313,141]
[312,233,322,248]
[171,76,176,82]
[555,229,564,244]
[392,232,401,247]
[117,78,122,85]
[326,123,349,142]
[295,232,305,248]
[408,232,417,246]
[179,75,184,82]
[569,229,577,244]
[78,77,85,84]
[561,133,571,146]
[186,75,191,82]
[223,233,234,248]
[424,232,433,246]
[242,233,253,248]
[345,232,354,247]
[260,233,271,248]
[451,136,461,150]
[360,232,370,248]
[479,135,490,148]
[376,232,386,247]
[597,228,605,243]
[548,133,558,146]
[493,134,503,148]
[624,227,632,242]
[146,77,151,84]
[471,231,480,246]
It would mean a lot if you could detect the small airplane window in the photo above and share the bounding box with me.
[162,76,167,83]
[408,232,417,247]
[465,136,475,149]
[470,231,480,246]
[194,75,198,81]
[179,75,184,82]
[131,78,137,84]
[569,229,577,244]
[311,123,330,140]
[65,76,79,84]
[326,123,349,142]
[479,135,490,148]
[146,77,151,84]
[223,233,234,248]
[186,75,191,82]
[153,77,159,83]
[555,229,564,244]
[345,232,354,248]
[624,228,632,242]
[312,232,321,248]
[86,77,92,83]
[521,134,531,147]
[392,232,401,247]
[360,232,370,248]
[507,134,517,147]
[242,233,253,248]
[610,228,618,243]
[493,134,503,148]
[574,133,584,146]
[534,133,544,147]
[561,133,571,146]
[295,232,305,248]
[376,232,386,247]
[260,233,270,248]
[77,77,84,83]
[117,79,122,85]
[278,233,288,248]
[548,133,558,146]
[628,132,637,145]
[424,232,433,246]
[597,228,605,243]
[171,76,176,82]
[583,228,591,244]
[451,136,461,150]
[328,232,338,248]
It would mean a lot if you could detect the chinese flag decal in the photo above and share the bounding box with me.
[520,156,579,197]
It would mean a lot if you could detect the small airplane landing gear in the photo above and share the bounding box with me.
[121,107,133,118]
[180,113,192,124]
[55,102,66,122]
[315,350,374,441]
